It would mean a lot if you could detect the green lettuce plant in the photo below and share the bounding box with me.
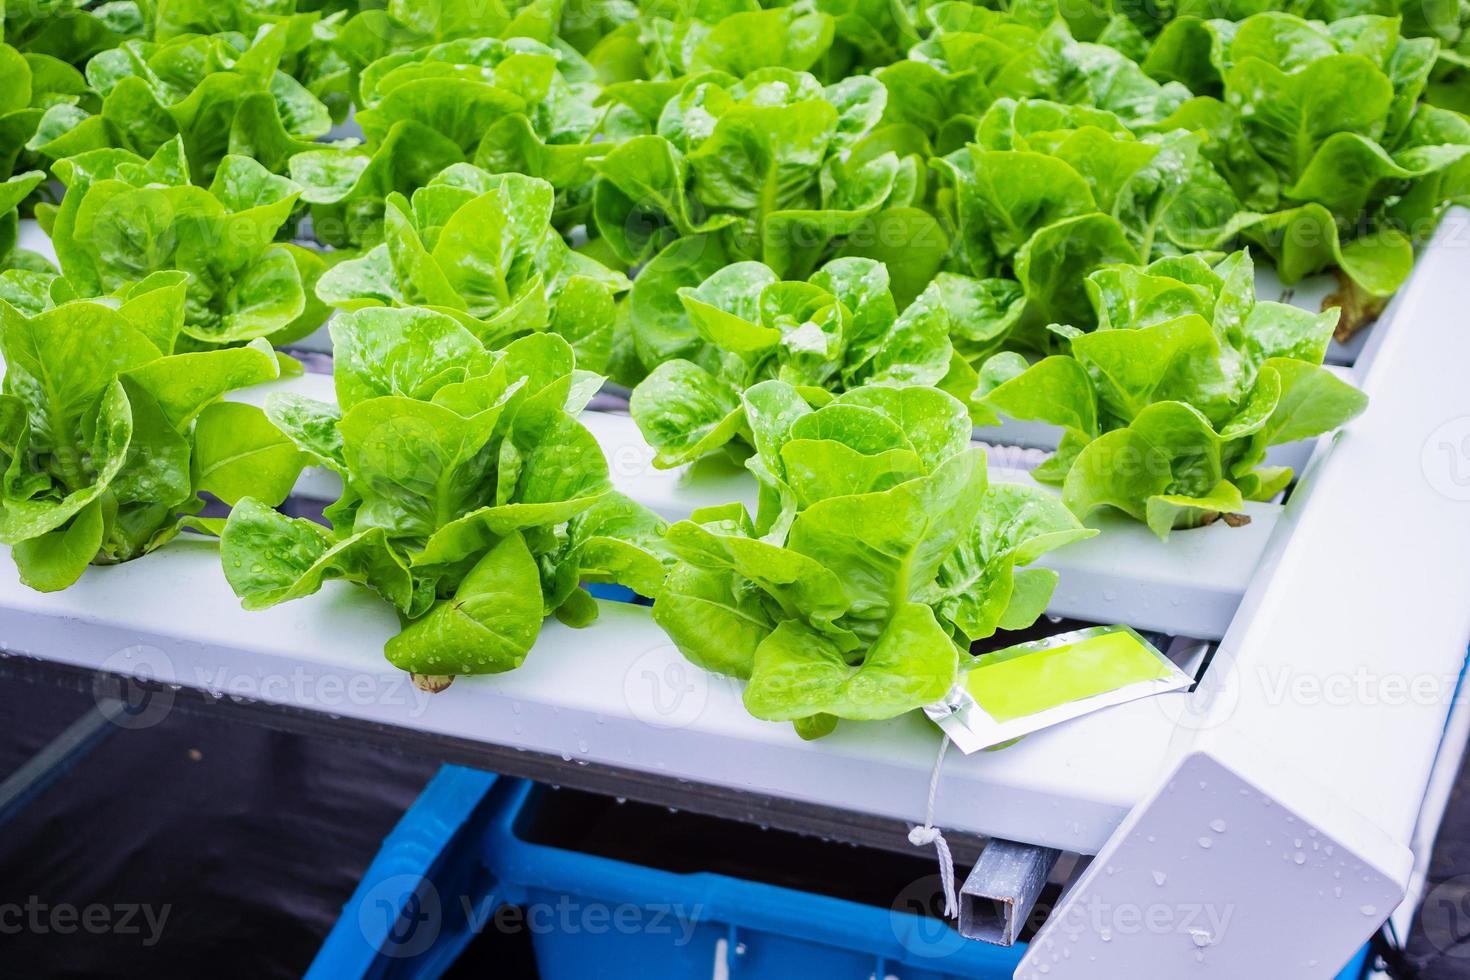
[628,256,1022,466]
[221,305,668,681]
[591,0,915,84]
[0,40,99,186]
[41,137,329,347]
[316,166,629,373]
[594,67,947,369]
[878,14,1190,153]
[286,118,464,249]
[357,36,617,227]
[978,250,1368,538]
[1,0,143,69]
[592,0,839,85]
[594,68,901,270]
[144,0,354,123]
[294,8,606,247]
[1145,12,1470,300]
[79,21,337,182]
[0,269,296,591]
[330,0,567,81]
[915,0,1168,50]
[936,96,1242,339]
[651,379,1093,738]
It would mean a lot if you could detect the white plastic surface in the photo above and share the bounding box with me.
[0,540,1174,853]
[1021,748,1407,979]
[15,219,51,261]
[1021,208,1470,977]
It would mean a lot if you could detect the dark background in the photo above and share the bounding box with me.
[1,671,1468,979]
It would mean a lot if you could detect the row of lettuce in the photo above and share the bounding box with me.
[4,1,1468,306]
[0,155,1374,737]
[0,0,1457,735]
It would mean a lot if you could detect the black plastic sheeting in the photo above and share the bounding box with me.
[0,675,438,979]
[1406,757,1470,978]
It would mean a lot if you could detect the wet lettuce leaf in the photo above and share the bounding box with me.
[145,0,354,123]
[0,41,100,190]
[220,305,667,679]
[934,94,1241,342]
[316,164,628,371]
[2,0,144,70]
[592,66,945,367]
[627,255,1021,467]
[1145,11,1470,296]
[356,35,615,228]
[43,136,326,346]
[296,9,608,246]
[77,22,338,183]
[650,379,1093,736]
[0,270,293,590]
[979,249,1368,538]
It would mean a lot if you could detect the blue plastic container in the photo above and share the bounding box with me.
[480,780,1373,980]
[481,780,1020,979]
[312,769,1376,979]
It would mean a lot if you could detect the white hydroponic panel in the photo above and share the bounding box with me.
[1020,748,1406,979]
[15,220,50,259]
[0,541,1178,854]
[1018,209,1470,977]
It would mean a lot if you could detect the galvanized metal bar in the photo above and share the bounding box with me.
[958,839,1062,946]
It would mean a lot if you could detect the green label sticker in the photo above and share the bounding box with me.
[925,625,1191,754]
[963,626,1173,723]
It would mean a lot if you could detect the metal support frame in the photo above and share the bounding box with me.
[958,840,1062,946]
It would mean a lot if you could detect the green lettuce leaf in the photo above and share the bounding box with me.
[651,380,1092,736]
[49,138,324,347]
[981,249,1368,537]
[318,165,628,371]
[0,284,284,590]
[221,307,667,679]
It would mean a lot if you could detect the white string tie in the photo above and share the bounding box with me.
[908,736,958,918]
